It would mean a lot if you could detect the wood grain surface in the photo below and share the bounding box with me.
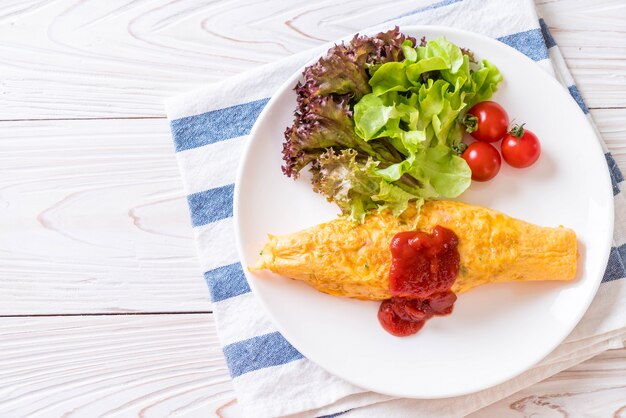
[0,315,234,417]
[0,315,623,417]
[0,0,624,416]
[0,118,209,314]
[0,0,623,120]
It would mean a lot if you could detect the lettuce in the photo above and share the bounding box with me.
[282,30,502,222]
[282,27,415,179]
[311,149,422,223]
[352,36,500,203]
[376,145,471,199]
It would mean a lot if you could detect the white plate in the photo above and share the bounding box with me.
[234,26,614,398]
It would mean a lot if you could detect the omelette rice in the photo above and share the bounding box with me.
[252,201,577,300]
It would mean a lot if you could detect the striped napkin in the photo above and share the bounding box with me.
[165,0,626,416]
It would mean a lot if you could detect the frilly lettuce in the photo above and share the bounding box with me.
[311,149,421,223]
[282,30,502,221]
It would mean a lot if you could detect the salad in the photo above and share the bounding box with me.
[281,27,503,222]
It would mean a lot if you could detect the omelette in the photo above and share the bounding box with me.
[252,200,577,300]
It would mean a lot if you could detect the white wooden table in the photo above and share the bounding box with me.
[1,1,625,416]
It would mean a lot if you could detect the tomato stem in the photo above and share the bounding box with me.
[509,123,526,141]
[462,114,478,133]
[452,142,468,155]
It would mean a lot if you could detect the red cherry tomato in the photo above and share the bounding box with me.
[462,142,501,182]
[465,101,509,143]
[501,125,541,168]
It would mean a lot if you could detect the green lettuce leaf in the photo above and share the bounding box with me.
[468,59,504,106]
[406,57,449,83]
[353,94,401,140]
[411,145,472,198]
[311,149,419,222]
[375,146,470,199]
[372,180,422,217]
[369,62,412,96]
[401,39,418,63]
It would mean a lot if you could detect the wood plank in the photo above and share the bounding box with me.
[471,348,626,417]
[1,109,624,315]
[0,314,623,417]
[0,118,210,314]
[0,0,623,119]
[0,314,234,417]
[537,0,626,109]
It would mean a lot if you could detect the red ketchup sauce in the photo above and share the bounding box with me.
[377,226,460,337]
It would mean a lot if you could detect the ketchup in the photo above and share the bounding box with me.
[378,226,460,337]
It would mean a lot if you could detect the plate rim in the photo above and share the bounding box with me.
[233,24,615,398]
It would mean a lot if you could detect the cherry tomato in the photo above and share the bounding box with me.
[465,101,509,143]
[501,125,541,168]
[462,142,501,182]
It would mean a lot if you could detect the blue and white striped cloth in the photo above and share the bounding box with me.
[165,0,626,416]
